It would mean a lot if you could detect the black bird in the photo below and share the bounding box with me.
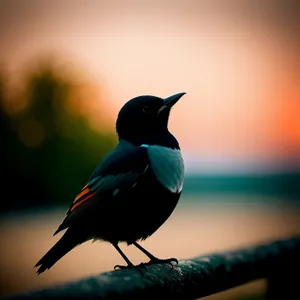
[35,92,186,274]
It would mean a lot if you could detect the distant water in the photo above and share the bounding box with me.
[1,193,300,298]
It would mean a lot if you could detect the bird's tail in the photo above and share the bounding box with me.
[35,230,80,274]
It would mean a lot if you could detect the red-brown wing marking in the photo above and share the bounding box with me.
[54,184,98,235]
[54,145,149,235]
[69,185,97,213]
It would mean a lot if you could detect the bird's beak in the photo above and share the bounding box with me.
[158,92,186,114]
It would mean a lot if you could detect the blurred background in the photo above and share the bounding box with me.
[0,0,299,299]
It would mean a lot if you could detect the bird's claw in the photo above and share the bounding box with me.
[114,262,147,271]
[148,257,178,268]
[168,257,179,265]
[135,262,148,270]
[114,264,134,271]
[114,258,178,271]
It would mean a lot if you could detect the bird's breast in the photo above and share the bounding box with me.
[144,145,184,193]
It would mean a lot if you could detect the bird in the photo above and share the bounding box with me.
[35,92,186,274]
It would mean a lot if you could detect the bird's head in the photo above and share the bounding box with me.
[116,92,186,146]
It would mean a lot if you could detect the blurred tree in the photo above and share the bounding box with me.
[0,60,117,213]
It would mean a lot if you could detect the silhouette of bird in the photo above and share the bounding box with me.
[35,92,186,274]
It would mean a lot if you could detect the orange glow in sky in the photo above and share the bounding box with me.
[1,0,299,172]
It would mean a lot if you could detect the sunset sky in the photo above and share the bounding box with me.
[1,0,299,173]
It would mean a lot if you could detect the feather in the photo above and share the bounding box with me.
[53,141,149,234]
[146,145,184,193]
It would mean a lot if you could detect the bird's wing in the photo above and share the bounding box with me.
[54,142,149,234]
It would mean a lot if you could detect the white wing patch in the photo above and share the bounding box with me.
[146,145,184,193]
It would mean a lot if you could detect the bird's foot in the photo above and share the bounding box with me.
[147,257,178,268]
[114,258,178,271]
[114,262,148,271]
[135,262,148,270]
[114,263,134,271]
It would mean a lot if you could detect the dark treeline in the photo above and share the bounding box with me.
[0,59,117,213]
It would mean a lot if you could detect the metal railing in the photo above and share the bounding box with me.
[3,235,300,299]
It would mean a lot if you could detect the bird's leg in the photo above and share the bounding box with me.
[133,242,178,266]
[113,243,134,270]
